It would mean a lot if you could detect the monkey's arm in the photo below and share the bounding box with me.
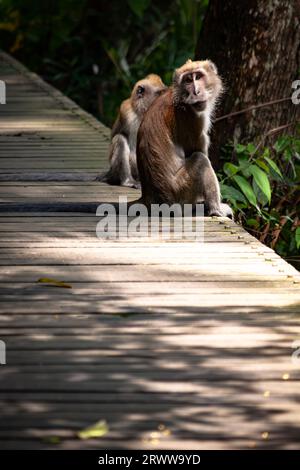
[97,133,139,189]
[176,152,232,217]
[96,133,129,185]
[111,113,123,138]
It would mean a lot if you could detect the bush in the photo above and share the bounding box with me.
[219,132,300,269]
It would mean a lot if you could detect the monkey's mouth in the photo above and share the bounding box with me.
[191,100,207,111]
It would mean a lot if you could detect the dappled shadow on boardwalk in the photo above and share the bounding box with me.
[0,222,300,449]
[1,285,300,449]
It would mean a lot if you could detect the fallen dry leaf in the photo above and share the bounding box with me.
[37,277,72,289]
[77,420,108,440]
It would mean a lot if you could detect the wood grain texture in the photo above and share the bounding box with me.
[0,51,300,450]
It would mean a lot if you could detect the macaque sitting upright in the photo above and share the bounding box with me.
[97,74,166,188]
[136,59,232,217]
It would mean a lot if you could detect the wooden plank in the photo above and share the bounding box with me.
[5,370,296,384]
[0,217,243,227]
[0,264,297,282]
[1,311,298,326]
[1,324,297,338]
[0,294,299,311]
[0,439,296,451]
[0,236,262,244]
[0,360,296,374]
[1,360,297,379]
[0,282,298,297]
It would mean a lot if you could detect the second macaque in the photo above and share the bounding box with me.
[98,74,166,188]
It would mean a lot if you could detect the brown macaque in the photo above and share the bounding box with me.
[97,74,166,189]
[137,60,232,217]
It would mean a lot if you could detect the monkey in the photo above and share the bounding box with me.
[97,74,166,189]
[136,59,233,218]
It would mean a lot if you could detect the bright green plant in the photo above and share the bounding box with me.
[219,133,300,268]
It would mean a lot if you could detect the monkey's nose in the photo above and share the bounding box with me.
[192,84,200,95]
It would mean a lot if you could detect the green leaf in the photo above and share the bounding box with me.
[269,208,280,222]
[240,164,252,178]
[283,148,293,163]
[220,183,247,203]
[296,227,300,250]
[274,136,289,153]
[127,0,150,18]
[233,175,257,207]
[77,420,108,440]
[253,178,269,206]
[235,144,246,154]
[248,165,271,203]
[246,218,259,228]
[246,143,256,154]
[237,157,251,178]
[261,147,270,159]
[264,156,283,178]
[223,162,239,177]
[256,159,270,173]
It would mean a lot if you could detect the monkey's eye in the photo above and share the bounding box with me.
[184,75,193,83]
[137,86,145,96]
[195,72,204,80]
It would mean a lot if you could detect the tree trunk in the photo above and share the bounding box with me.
[195,0,300,168]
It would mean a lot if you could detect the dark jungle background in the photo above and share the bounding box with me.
[0,0,299,267]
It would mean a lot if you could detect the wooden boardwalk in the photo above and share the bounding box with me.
[0,51,300,449]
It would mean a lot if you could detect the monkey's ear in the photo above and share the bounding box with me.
[204,60,218,74]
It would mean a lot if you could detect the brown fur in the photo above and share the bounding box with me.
[137,60,232,217]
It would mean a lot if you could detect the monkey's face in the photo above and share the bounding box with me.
[174,60,223,114]
[180,70,210,112]
[132,75,166,116]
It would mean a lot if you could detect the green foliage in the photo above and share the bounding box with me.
[127,0,150,18]
[0,0,208,125]
[219,133,300,269]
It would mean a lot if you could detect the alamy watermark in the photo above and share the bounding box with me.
[95,196,205,241]
[291,340,300,365]
[0,80,6,104]
[0,340,6,365]
[291,80,300,105]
